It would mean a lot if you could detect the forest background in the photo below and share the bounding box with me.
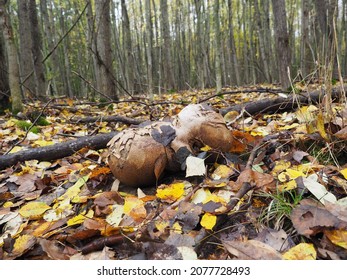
[0,0,346,111]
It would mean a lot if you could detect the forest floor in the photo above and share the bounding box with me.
[1,83,347,260]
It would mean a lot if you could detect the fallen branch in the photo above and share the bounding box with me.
[198,87,284,104]
[219,85,347,116]
[0,132,117,170]
[72,115,144,125]
[81,232,136,255]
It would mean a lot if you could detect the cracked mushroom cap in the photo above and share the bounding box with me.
[107,122,178,187]
[172,104,233,153]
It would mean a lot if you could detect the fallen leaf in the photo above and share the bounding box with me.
[156,182,185,202]
[222,239,283,260]
[106,204,124,227]
[185,156,205,177]
[303,175,336,204]
[290,199,347,237]
[324,229,347,249]
[282,243,316,260]
[9,235,36,259]
[19,201,51,219]
[200,213,217,230]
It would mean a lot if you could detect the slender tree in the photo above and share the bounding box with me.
[0,0,23,113]
[95,0,118,100]
[213,0,222,92]
[0,31,9,112]
[17,0,35,96]
[121,0,135,94]
[271,0,291,89]
[145,0,154,98]
[160,0,175,91]
[28,0,46,99]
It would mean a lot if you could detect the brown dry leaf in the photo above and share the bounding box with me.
[236,169,275,192]
[39,239,71,260]
[83,217,119,236]
[222,239,283,260]
[255,228,292,252]
[230,130,258,153]
[334,126,347,139]
[290,199,347,237]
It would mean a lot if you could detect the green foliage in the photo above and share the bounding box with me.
[257,189,303,230]
[15,120,40,134]
[36,116,50,126]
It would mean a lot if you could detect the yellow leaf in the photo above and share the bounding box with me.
[191,188,211,204]
[172,221,182,233]
[325,229,347,249]
[3,201,13,208]
[19,201,51,219]
[9,146,23,153]
[123,196,143,215]
[271,160,291,175]
[12,235,36,256]
[283,243,316,260]
[278,179,297,191]
[155,220,170,232]
[33,140,55,147]
[156,182,185,202]
[317,112,329,141]
[340,168,347,180]
[211,164,235,180]
[296,105,317,123]
[200,145,212,151]
[200,213,217,230]
[59,175,89,201]
[67,209,94,226]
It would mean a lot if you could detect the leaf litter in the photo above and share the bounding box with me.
[1,85,347,259]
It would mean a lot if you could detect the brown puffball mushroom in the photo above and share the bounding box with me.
[107,122,179,187]
[172,104,233,153]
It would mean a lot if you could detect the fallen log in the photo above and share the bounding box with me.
[0,132,117,170]
[72,115,144,125]
[219,85,347,116]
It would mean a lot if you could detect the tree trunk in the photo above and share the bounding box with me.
[0,0,23,113]
[121,0,135,95]
[59,7,73,98]
[227,0,241,85]
[95,0,118,101]
[160,0,175,91]
[17,0,35,97]
[213,0,222,93]
[271,0,291,89]
[254,0,270,82]
[28,0,46,99]
[145,0,154,99]
[0,31,9,112]
[40,0,60,95]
